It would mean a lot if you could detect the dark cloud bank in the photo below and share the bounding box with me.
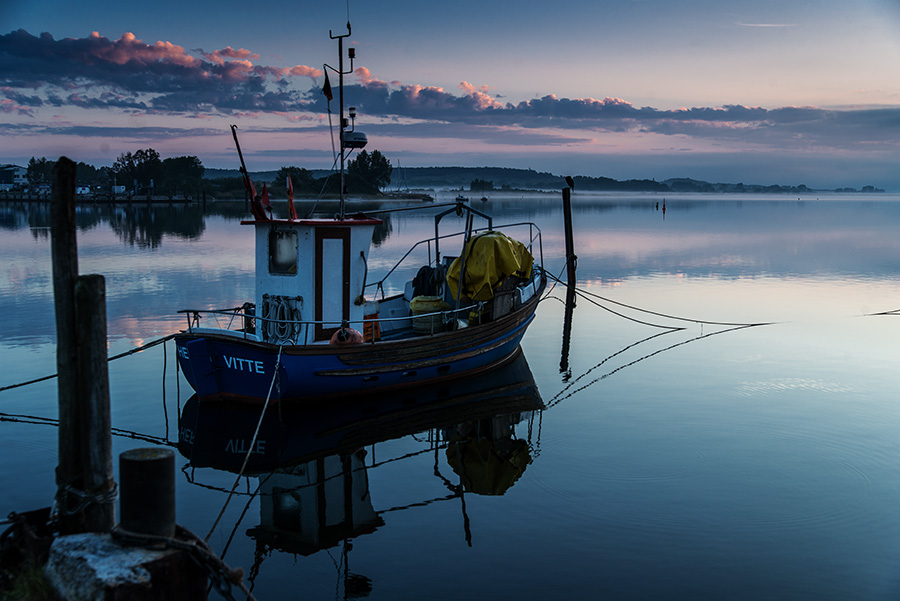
[2,28,900,179]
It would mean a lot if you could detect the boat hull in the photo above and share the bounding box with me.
[175,289,542,404]
[177,351,542,472]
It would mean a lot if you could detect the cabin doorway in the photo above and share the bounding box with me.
[314,227,351,341]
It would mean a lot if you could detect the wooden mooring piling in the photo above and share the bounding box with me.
[51,157,116,534]
[562,184,577,289]
[559,181,578,377]
[38,157,210,600]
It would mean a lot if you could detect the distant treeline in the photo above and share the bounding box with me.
[661,178,884,195]
[23,151,205,199]
[18,149,393,200]
[207,166,883,195]
[16,155,883,200]
[205,150,392,199]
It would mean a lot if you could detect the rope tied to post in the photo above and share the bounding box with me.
[54,481,118,517]
[111,524,256,601]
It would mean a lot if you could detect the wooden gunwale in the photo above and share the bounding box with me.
[314,322,524,376]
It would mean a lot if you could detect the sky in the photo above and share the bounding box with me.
[3,0,900,189]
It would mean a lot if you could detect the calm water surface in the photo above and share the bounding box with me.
[2,193,900,600]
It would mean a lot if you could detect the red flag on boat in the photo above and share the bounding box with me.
[245,174,269,221]
[249,198,267,220]
[260,182,273,219]
[249,194,267,221]
[287,176,298,220]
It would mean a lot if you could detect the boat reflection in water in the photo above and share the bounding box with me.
[177,351,542,592]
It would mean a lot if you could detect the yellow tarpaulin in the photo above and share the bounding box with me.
[446,231,534,301]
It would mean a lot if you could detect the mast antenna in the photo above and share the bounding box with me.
[326,22,358,220]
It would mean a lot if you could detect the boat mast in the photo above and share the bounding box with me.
[329,23,354,220]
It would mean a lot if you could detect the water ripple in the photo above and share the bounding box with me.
[735,377,856,396]
[529,425,876,536]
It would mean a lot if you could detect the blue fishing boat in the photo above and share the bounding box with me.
[174,24,546,404]
[177,352,543,472]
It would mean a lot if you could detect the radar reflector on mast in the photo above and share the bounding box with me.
[342,131,368,149]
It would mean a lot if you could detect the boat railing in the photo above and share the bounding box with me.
[178,307,247,331]
[366,221,543,299]
[178,302,482,345]
[367,236,436,295]
[497,221,544,268]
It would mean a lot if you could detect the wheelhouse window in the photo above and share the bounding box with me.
[269,229,298,275]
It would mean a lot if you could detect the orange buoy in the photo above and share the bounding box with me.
[330,325,364,345]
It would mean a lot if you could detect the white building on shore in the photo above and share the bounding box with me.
[0,164,27,190]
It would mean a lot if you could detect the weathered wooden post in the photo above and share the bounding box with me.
[47,159,209,598]
[562,185,577,288]
[75,275,116,532]
[560,181,577,379]
[559,286,576,380]
[119,448,175,538]
[52,158,115,533]
[51,157,83,535]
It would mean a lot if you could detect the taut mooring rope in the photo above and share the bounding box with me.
[205,344,284,543]
[0,333,178,393]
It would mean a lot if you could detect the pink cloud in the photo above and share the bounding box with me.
[217,60,256,83]
[195,46,321,81]
[0,29,334,115]
[0,98,34,116]
[355,67,389,88]
[407,84,445,96]
[90,32,201,68]
[458,81,502,110]
[199,46,260,65]
[264,64,322,79]
[596,97,633,108]
[286,65,322,78]
[458,81,489,95]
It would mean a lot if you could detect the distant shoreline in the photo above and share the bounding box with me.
[204,166,887,195]
[3,189,897,205]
